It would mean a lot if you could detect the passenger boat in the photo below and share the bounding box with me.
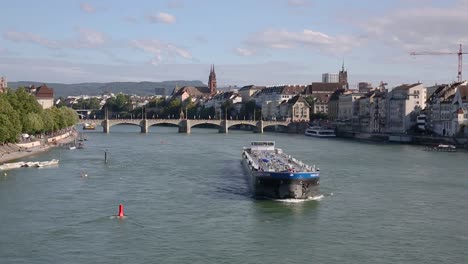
[305,126,336,137]
[241,141,320,199]
[83,123,96,130]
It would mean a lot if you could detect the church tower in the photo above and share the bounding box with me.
[338,61,348,89]
[208,64,217,95]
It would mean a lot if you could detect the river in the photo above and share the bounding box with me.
[1,125,467,263]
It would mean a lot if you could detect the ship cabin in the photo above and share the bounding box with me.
[250,141,275,151]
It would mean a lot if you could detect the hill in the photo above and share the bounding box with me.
[7,80,206,98]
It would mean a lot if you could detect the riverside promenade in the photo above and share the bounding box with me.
[0,128,77,164]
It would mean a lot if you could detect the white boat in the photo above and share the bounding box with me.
[305,126,336,138]
[0,161,26,170]
[0,159,59,170]
[36,159,59,167]
[69,146,76,150]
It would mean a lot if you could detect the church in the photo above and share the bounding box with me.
[172,65,217,101]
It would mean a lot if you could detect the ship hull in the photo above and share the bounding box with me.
[241,158,320,199]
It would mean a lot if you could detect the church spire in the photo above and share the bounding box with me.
[342,59,345,71]
[208,64,217,95]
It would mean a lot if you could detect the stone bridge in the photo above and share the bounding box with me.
[78,119,291,134]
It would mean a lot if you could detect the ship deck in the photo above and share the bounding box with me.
[245,149,315,173]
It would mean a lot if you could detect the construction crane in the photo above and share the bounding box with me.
[410,44,468,82]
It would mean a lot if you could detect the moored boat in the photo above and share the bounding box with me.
[0,159,59,170]
[241,141,320,199]
[424,144,457,152]
[83,123,96,130]
[305,126,336,138]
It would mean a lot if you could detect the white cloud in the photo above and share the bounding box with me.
[239,28,361,56]
[130,40,192,64]
[3,31,58,49]
[80,3,95,13]
[74,28,106,48]
[3,29,107,50]
[363,4,468,52]
[235,47,256,57]
[147,12,176,24]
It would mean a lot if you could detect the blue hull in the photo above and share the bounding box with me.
[255,171,320,180]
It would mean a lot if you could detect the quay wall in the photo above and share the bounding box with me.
[337,129,468,147]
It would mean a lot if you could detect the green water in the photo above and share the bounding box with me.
[1,125,467,263]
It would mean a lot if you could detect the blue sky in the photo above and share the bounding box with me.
[1,0,468,88]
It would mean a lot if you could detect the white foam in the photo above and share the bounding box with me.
[273,194,324,203]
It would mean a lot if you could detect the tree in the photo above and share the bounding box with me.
[22,112,44,134]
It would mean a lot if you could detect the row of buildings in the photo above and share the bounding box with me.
[4,63,467,137]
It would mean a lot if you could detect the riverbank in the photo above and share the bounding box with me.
[0,129,78,164]
[336,130,468,148]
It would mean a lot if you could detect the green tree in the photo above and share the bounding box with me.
[0,96,22,143]
[22,112,44,134]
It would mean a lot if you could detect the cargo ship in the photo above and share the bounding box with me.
[241,141,320,199]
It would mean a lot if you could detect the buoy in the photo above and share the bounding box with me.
[118,204,124,217]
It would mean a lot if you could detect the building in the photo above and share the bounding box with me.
[338,91,366,123]
[172,65,217,101]
[278,95,310,122]
[338,62,348,89]
[254,85,306,120]
[327,89,345,121]
[208,64,217,95]
[35,84,55,109]
[451,84,468,136]
[302,82,343,115]
[425,83,458,136]
[322,73,339,83]
[385,83,425,134]
[238,85,265,103]
[204,91,242,118]
[358,82,372,93]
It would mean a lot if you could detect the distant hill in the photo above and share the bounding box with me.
[7,80,206,98]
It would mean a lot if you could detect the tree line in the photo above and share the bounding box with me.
[0,88,78,144]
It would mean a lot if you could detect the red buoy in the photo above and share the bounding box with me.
[118,204,124,217]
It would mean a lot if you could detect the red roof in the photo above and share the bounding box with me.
[35,84,54,98]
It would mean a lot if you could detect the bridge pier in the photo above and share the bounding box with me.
[178,119,190,134]
[103,119,110,134]
[256,120,264,134]
[140,120,148,133]
[219,120,228,134]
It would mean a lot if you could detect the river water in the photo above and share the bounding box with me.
[1,125,467,263]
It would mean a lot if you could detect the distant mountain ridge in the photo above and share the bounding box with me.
[7,80,206,98]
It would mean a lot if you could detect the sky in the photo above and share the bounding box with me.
[1,0,468,88]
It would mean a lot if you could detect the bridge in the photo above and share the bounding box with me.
[78,118,291,134]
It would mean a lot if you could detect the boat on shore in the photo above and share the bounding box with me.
[241,141,320,199]
[305,126,336,138]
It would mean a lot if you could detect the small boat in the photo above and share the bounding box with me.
[424,144,457,152]
[241,141,320,199]
[305,126,336,137]
[69,146,76,150]
[0,161,26,170]
[83,123,96,130]
[36,159,59,167]
[1,159,59,170]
